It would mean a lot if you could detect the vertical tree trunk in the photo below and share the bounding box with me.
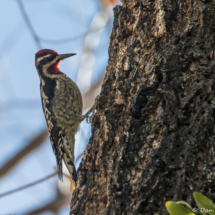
[71,0,215,214]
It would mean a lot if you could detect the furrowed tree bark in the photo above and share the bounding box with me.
[71,0,215,214]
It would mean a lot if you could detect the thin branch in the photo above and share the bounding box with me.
[54,167,70,180]
[0,74,103,112]
[0,129,49,177]
[16,0,111,47]
[39,32,88,44]
[38,18,111,44]
[25,192,70,215]
[17,0,42,49]
[0,171,57,198]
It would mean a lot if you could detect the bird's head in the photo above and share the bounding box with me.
[35,49,76,73]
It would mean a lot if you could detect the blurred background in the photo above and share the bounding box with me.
[0,0,121,214]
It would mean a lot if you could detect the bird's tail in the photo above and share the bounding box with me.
[63,136,77,186]
[57,157,63,181]
[63,152,77,186]
[50,132,64,181]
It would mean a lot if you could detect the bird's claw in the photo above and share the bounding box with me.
[81,95,100,123]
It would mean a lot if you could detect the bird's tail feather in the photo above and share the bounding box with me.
[63,153,77,185]
[57,158,63,181]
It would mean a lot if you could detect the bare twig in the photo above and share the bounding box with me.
[25,192,70,215]
[0,171,57,198]
[39,32,89,44]
[0,129,49,177]
[54,167,70,180]
[0,74,103,112]
[16,0,111,47]
[17,0,42,49]
[38,22,109,44]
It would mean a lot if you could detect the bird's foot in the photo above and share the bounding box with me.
[82,95,100,123]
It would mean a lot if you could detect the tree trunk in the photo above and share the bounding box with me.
[70,0,215,214]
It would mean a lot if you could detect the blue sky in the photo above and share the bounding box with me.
[0,0,117,214]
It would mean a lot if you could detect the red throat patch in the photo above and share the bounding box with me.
[47,60,62,73]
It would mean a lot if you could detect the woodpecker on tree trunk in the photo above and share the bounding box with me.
[35,49,97,187]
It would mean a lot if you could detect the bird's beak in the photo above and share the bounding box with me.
[59,53,76,60]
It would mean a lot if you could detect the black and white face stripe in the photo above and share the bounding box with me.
[35,54,59,68]
[35,51,76,70]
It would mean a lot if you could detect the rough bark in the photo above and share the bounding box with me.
[71,0,215,214]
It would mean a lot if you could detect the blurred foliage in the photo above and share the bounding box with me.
[155,192,215,215]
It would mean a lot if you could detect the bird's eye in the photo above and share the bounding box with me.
[48,55,55,61]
